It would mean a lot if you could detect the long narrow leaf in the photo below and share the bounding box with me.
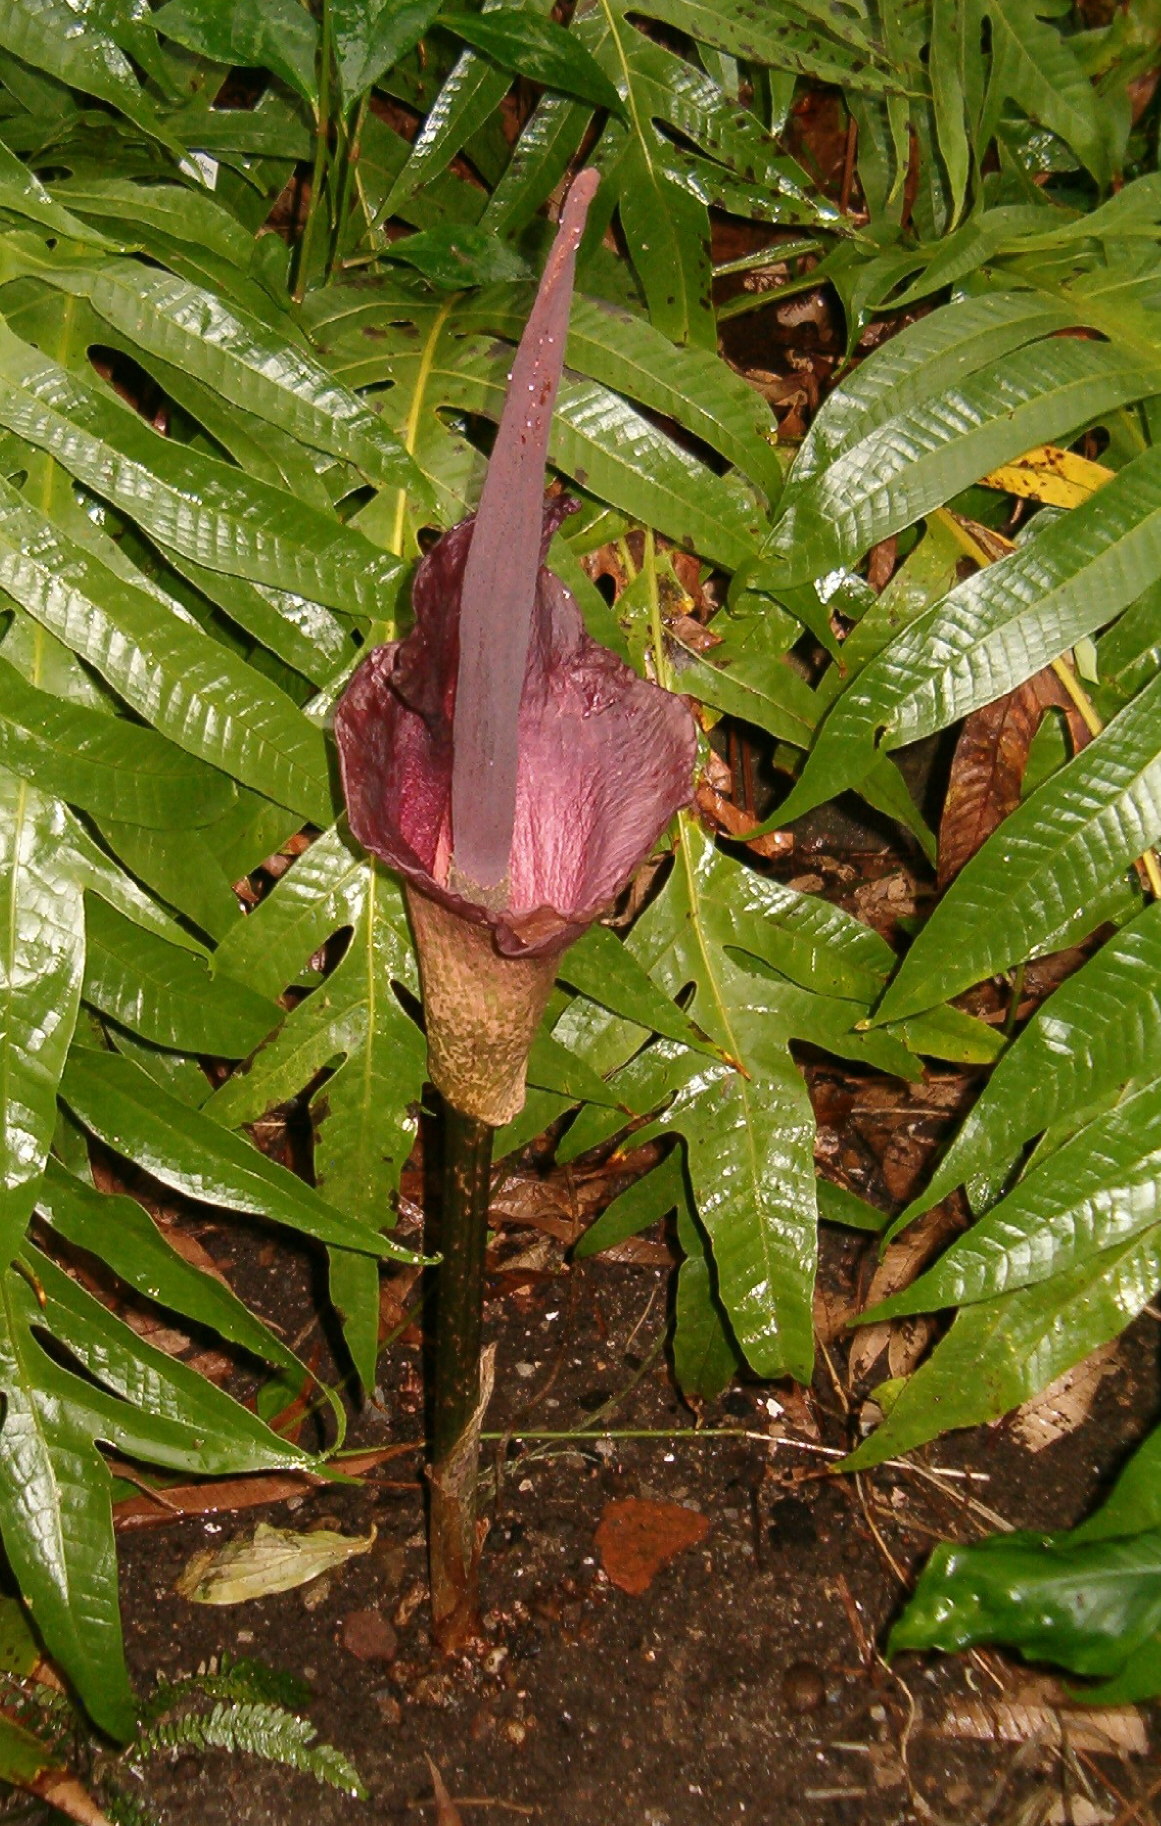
[901,902,1161,1220]
[875,674,1161,1022]
[60,1047,414,1259]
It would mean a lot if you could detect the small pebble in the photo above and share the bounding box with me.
[374,1692,402,1727]
[501,1717,527,1746]
[781,1660,827,1714]
[300,1574,332,1612]
[342,1609,398,1663]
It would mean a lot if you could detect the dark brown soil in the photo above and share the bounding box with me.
[114,1223,1160,1826]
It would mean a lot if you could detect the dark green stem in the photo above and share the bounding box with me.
[293,0,334,303]
[428,1103,494,1650]
[328,92,368,279]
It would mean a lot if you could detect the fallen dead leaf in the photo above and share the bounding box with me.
[981,442,1114,510]
[932,1675,1148,1757]
[1045,1801,1114,1826]
[1011,1343,1121,1453]
[28,1772,114,1826]
[694,780,793,859]
[175,1521,376,1603]
[589,1236,672,1266]
[112,1446,417,1531]
[424,1756,464,1826]
[594,1498,710,1595]
[938,669,1090,887]
[848,1202,961,1387]
[394,1578,429,1630]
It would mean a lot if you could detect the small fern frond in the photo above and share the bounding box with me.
[136,1702,366,1799]
[140,1655,310,1724]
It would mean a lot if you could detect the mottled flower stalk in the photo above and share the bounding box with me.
[336,169,696,1648]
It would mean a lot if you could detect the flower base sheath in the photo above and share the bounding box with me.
[335,501,696,1125]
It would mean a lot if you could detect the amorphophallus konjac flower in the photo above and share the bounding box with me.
[335,168,696,1647]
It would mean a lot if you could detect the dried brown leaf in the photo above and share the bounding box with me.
[424,1755,465,1826]
[938,670,1090,887]
[847,1202,961,1387]
[934,1693,1147,1756]
[694,781,794,858]
[112,1447,416,1531]
[28,1773,114,1826]
[1011,1343,1120,1453]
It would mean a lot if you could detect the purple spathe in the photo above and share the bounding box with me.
[334,495,697,960]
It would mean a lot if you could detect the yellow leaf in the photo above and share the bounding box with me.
[175,1522,376,1604]
[982,443,1114,509]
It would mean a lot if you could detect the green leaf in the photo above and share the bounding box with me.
[845,1224,1161,1469]
[0,1590,42,1677]
[625,0,898,91]
[24,1246,313,1480]
[383,222,529,289]
[312,876,424,1388]
[0,0,167,142]
[38,1157,305,1376]
[573,1145,685,1257]
[816,1178,891,1233]
[558,921,717,1057]
[205,866,424,1385]
[893,1004,1003,1067]
[765,336,1161,590]
[378,37,511,220]
[0,651,235,829]
[526,1026,622,1107]
[627,822,820,1380]
[0,1268,135,1740]
[0,475,333,824]
[1076,1636,1161,1706]
[95,819,242,944]
[0,1711,57,1785]
[875,674,1161,1022]
[439,8,622,113]
[0,771,85,1262]
[1074,1422,1161,1544]
[778,293,1079,505]
[0,140,112,248]
[929,0,972,224]
[673,1185,740,1401]
[437,339,762,572]
[865,1077,1161,1321]
[783,446,1161,820]
[333,0,442,100]
[82,897,279,1057]
[154,0,319,102]
[986,0,1114,185]
[674,643,816,748]
[612,32,841,238]
[60,1046,414,1259]
[901,902,1161,1222]
[213,823,369,1002]
[889,1528,1161,1678]
[61,808,214,955]
[612,137,714,350]
[163,557,354,691]
[569,296,780,500]
[0,324,405,625]
[48,177,252,268]
[58,262,419,489]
